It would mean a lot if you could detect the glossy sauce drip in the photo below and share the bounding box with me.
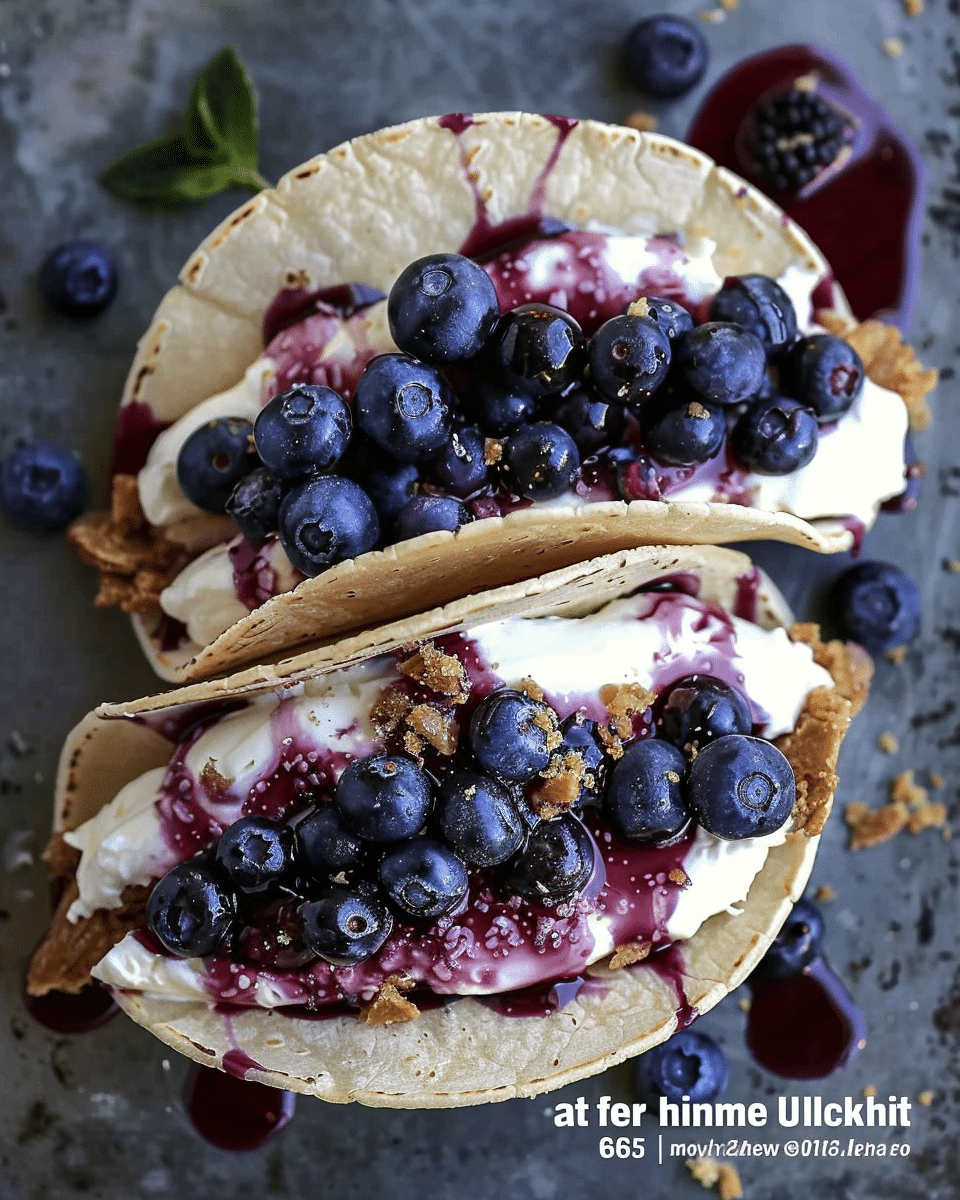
[839,514,866,558]
[183,1062,296,1152]
[746,956,867,1079]
[262,308,377,403]
[112,400,172,476]
[262,282,385,344]
[687,44,925,330]
[228,536,280,612]
[734,567,761,623]
[23,981,119,1034]
[643,942,698,1030]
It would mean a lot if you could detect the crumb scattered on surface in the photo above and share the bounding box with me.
[946,559,960,574]
[405,704,459,756]
[357,976,419,1025]
[893,771,949,834]
[903,0,924,14]
[886,645,909,665]
[863,1085,878,1098]
[610,940,651,969]
[8,731,31,757]
[815,884,836,903]
[918,1089,935,1106]
[930,772,945,790]
[845,772,948,849]
[883,36,905,57]
[624,110,657,133]
[738,997,751,1012]
[698,7,726,22]
[878,732,900,754]
[686,1157,743,1199]
[720,0,739,8]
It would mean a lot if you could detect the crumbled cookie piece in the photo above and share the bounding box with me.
[878,732,900,754]
[918,1089,935,1106]
[668,867,691,888]
[789,623,873,716]
[863,1085,878,1098]
[406,704,459,756]
[816,314,937,431]
[815,884,836,903]
[530,708,563,752]
[484,438,503,466]
[930,772,945,790]
[398,642,470,703]
[600,682,656,739]
[883,36,905,57]
[624,110,657,133]
[68,474,183,613]
[886,645,909,665]
[519,677,545,703]
[627,297,652,319]
[845,800,908,849]
[738,996,751,1013]
[893,770,948,834]
[200,759,232,793]
[598,725,625,760]
[357,976,420,1025]
[903,0,923,14]
[609,940,651,969]
[371,686,414,737]
[686,1157,743,1200]
[698,7,726,23]
[774,682,852,836]
[944,559,960,574]
[531,752,588,818]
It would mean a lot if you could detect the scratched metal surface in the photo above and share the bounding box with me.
[0,1,958,1196]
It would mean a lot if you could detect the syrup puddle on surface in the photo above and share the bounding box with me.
[22,979,119,1034]
[746,956,866,1080]
[183,1062,296,1152]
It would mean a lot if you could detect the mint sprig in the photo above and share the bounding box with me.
[101,48,270,205]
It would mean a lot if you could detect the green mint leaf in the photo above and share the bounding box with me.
[101,47,268,207]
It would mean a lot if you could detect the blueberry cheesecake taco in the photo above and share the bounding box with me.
[70,112,935,682]
[28,544,871,1107]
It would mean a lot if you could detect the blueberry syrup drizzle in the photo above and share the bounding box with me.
[687,44,926,331]
[229,536,282,611]
[183,1061,295,1152]
[881,434,925,513]
[262,283,386,344]
[112,400,172,477]
[23,980,119,1034]
[734,567,761,623]
[747,955,867,1079]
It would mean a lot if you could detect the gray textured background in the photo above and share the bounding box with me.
[1,1,959,1196]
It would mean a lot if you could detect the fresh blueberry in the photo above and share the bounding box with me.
[493,304,588,399]
[827,561,921,652]
[335,752,433,843]
[637,390,726,466]
[467,372,538,436]
[394,495,472,541]
[278,475,379,576]
[388,252,500,363]
[299,881,393,965]
[429,426,489,497]
[623,14,709,98]
[503,421,580,500]
[435,768,526,867]
[708,275,799,354]
[589,314,672,408]
[39,240,118,316]
[354,354,454,462]
[553,386,626,458]
[215,817,294,895]
[636,1030,728,1104]
[687,734,796,840]
[604,738,690,845]
[470,688,559,782]
[643,296,695,342]
[176,417,259,513]
[294,803,366,881]
[752,897,825,980]
[339,436,420,522]
[557,713,608,807]
[731,395,819,475]
[146,859,236,958]
[253,384,352,479]
[660,675,753,753]
[779,334,864,423]
[501,813,595,906]
[0,441,88,532]
[674,322,767,405]
[379,838,469,919]
[226,467,284,541]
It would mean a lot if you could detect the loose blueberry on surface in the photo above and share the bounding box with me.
[502,421,580,501]
[643,296,695,342]
[746,86,851,192]
[0,441,88,532]
[294,803,366,881]
[146,860,236,958]
[558,714,608,807]
[394,494,472,541]
[553,387,626,458]
[687,734,796,840]
[674,322,767,406]
[470,688,559,782]
[299,881,393,966]
[660,675,753,753]
[731,395,819,475]
[435,768,526,867]
[588,314,672,407]
[604,738,691,845]
[467,372,538,436]
[827,560,921,653]
[226,467,284,542]
[622,14,709,98]
[636,1030,729,1104]
[335,753,433,843]
[215,817,294,895]
[637,390,726,466]
[779,333,864,423]
[501,813,595,906]
[339,437,419,522]
[493,304,588,399]
[752,897,825,980]
[708,275,799,354]
[277,475,379,577]
[387,252,500,363]
[378,838,470,919]
[39,240,118,316]
[176,418,259,514]
[354,354,454,462]
[253,384,352,479]
[429,426,488,497]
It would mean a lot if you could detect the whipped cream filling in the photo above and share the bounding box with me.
[77,592,831,1007]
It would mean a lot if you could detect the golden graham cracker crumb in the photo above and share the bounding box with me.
[484,438,503,466]
[406,704,459,756]
[903,0,924,13]
[357,977,419,1025]
[878,732,900,754]
[600,682,656,738]
[668,867,691,888]
[886,645,909,665]
[815,884,836,903]
[883,36,905,57]
[863,1085,878,1098]
[686,1158,743,1199]
[598,724,625,760]
[918,1090,935,1106]
[200,759,232,793]
[930,772,945,790]
[609,940,651,969]
[845,800,909,849]
[738,997,751,1013]
[398,642,470,702]
[531,752,588,818]
[720,0,739,8]
[623,111,657,134]
[519,677,545,702]
[698,8,726,23]
[945,559,960,574]
[628,296,652,319]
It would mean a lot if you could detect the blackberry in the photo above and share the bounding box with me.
[746,86,851,192]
